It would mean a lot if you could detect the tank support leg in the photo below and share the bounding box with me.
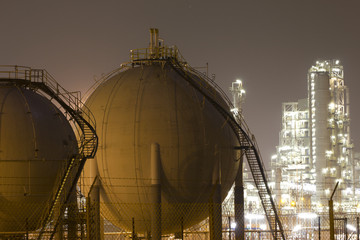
[67,191,78,240]
[54,203,63,240]
[209,160,222,240]
[151,143,162,240]
[209,183,222,240]
[235,156,245,240]
[87,158,102,240]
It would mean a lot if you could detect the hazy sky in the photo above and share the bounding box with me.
[1,0,360,167]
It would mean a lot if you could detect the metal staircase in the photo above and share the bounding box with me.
[0,65,98,239]
[167,59,286,240]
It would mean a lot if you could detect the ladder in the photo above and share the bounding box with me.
[169,59,286,240]
[0,66,98,239]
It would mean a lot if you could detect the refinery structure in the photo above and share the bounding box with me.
[271,60,359,214]
[1,29,359,240]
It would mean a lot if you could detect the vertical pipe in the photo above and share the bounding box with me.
[151,143,161,240]
[149,29,154,51]
[154,29,159,48]
[235,156,244,240]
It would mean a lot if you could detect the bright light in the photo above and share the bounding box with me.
[236,79,242,84]
[260,224,267,230]
[347,224,356,232]
[298,212,318,219]
[230,107,239,115]
[245,214,264,220]
[231,222,237,229]
[293,225,302,232]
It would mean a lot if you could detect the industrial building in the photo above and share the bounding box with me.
[0,29,284,239]
[271,60,359,213]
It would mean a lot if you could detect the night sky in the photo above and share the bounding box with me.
[2,1,360,167]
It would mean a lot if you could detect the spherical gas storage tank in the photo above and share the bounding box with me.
[84,61,240,234]
[0,86,78,232]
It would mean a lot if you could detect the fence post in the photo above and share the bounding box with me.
[357,217,359,240]
[345,218,348,240]
[26,218,29,240]
[132,217,136,240]
[318,216,321,240]
[228,216,231,240]
[329,182,339,240]
[181,217,184,240]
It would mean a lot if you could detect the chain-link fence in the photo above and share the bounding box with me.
[1,196,359,240]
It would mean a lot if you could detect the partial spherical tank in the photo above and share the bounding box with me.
[84,63,240,233]
[0,86,78,232]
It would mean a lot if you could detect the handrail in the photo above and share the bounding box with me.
[0,65,97,157]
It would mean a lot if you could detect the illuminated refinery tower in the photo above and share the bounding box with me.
[229,79,246,117]
[308,60,353,210]
[271,99,314,213]
[272,59,355,213]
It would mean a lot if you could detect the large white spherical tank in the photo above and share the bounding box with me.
[84,63,240,233]
[0,86,78,232]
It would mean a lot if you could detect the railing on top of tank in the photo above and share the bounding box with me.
[0,65,81,110]
[130,45,185,63]
[0,65,97,158]
[0,65,31,80]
